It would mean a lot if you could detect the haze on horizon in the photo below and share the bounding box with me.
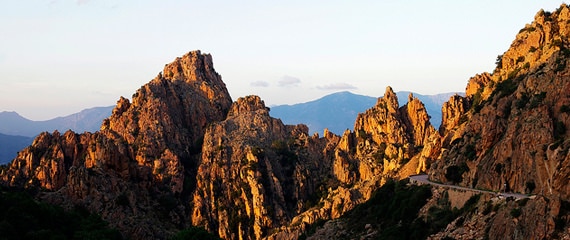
[0,0,565,120]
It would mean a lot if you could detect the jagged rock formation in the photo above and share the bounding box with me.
[0,51,233,239]
[431,4,570,199]
[263,87,440,239]
[191,95,332,239]
[304,4,570,239]
[7,4,570,239]
[424,5,570,239]
[351,87,440,179]
[0,48,440,239]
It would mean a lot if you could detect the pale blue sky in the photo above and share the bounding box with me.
[0,0,565,120]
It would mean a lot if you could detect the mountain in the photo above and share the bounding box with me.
[396,91,462,129]
[0,133,33,165]
[3,4,570,240]
[269,91,376,135]
[427,5,570,239]
[0,51,437,239]
[270,91,459,135]
[0,106,114,137]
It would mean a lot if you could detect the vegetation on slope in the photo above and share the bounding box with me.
[301,179,483,239]
[0,187,122,240]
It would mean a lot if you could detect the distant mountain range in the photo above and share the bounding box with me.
[0,133,33,165]
[0,106,114,137]
[0,106,113,164]
[270,91,461,135]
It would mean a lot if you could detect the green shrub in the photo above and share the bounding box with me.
[465,144,477,160]
[510,208,522,218]
[340,180,433,239]
[494,78,518,98]
[554,121,567,140]
[516,94,530,108]
[495,55,503,68]
[0,188,122,240]
[525,181,536,194]
[170,226,221,240]
[529,92,546,108]
[445,166,461,183]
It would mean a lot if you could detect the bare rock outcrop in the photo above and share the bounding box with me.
[430,5,570,199]
[191,95,336,240]
[0,50,233,239]
[350,87,439,180]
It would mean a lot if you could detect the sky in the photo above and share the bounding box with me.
[0,0,566,120]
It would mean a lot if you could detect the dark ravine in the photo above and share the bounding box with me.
[1,4,570,240]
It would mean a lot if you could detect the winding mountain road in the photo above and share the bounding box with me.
[409,174,530,199]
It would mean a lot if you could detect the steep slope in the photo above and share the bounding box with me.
[422,5,570,239]
[264,87,439,239]
[191,96,336,239]
[0,50,440,239]
[0,51,233,239]
[0,106,113,137]
[431,4,570,199]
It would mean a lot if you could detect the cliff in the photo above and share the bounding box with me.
[0,48,438,239]
[5,5,569,239]
[431,4,570,199]
[423,5,570,239]
[1,51,233,239]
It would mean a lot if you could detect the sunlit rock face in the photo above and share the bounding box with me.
[16,10,570,238]
[1,50,233,239]
[430,4,570,201]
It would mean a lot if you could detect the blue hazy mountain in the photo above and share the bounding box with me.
[0,106,114,137]
[0,133,33,165]
[270,91,461,135]
[0,106,114,164]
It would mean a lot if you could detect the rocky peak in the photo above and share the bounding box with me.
[439,94,470,139]
[382,86,399,113]
[465,72,492,98]
[1,50,235,239]
[161,50,222,85]
[400,93,434,147]
[227,95,270,118]
[467,4,570,102]
[105,50,232,155]
[354,87,436,148]
[430,5,570,201]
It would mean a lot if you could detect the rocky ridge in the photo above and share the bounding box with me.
[431,3,570,199]
[422,4,570,239]
[3,4,570,240]
[0,49,437,239]
[1,51,233,239]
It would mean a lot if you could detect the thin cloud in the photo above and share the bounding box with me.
[250,81,269,87]
[278,75,301,87]
[77,0,90,5]
[316,82,357,90]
